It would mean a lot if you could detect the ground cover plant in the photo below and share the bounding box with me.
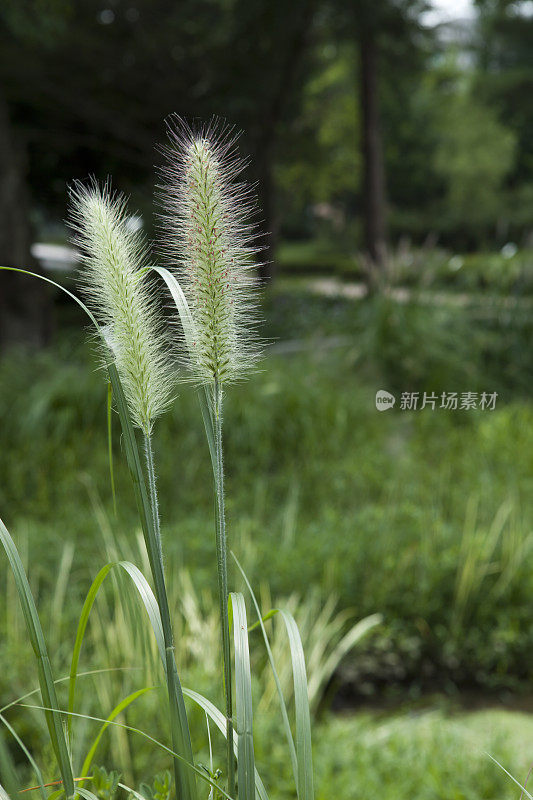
[2,519,533,799]
[0,120,319,800]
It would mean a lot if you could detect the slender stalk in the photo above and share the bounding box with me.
[144,433,163,564]
[212,379,235,797]
[143,431,194,800]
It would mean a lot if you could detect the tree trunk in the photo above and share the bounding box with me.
[359,29,387,270]
[254,0,316,281]
[0,93,52,350]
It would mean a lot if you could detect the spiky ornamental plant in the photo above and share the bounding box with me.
[70,181,175,537]
[68,183,198,800]
[69,181,174,436]
[158,117,263,796]
[159,117,262,386]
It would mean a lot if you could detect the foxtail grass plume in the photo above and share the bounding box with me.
[69,181,174,434]
[158,117,262,385]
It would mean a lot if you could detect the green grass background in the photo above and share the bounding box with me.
[2,284,533,797]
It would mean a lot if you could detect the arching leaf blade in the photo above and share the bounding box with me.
[0,520,74,797]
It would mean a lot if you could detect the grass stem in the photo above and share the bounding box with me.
[143,431,196,800]
[212,379,235,797]
[144,433,163,564]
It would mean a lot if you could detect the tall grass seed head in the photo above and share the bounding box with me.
[158,116,263,386]
[69,180,175,434]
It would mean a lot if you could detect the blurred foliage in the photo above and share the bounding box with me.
[2,0,533,252]
[82,711,533,799]
[91,766,121,800]
[2,287,533,701]
[476,0,533,181]
[276,0,533,249]
[274,41,360,238]
[432,67,516,239]
[311,709,533,800]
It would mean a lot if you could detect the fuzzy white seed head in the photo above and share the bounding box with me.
[158,117,263,385]
[69,181,175,434]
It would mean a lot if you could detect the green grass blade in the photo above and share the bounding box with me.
[76,787,100,800]
[151,266,216,472]
[198,385,217,476]
[0,728,20,800]
[3,262,198,797]
[182,690,269,800]
[0,715,46,800]
[47,790,65,800]
[0,519,74,797]
[206,713,214,790]
[79,688,153,784]
[230,560,316,800]
[0,267,98,328]
[232,555,298,790]
[246,610,278,632]
[67,558,209,800]
[307,613,381,710]
[229,593,255,800]
[19,706,232,800]
[118,562,165,658]
[2,669,138,716]
[68,561,165,743]
[276,610,314,800]
[232,556,316,800]
[117,783,149,800]
[107,382,117,515]
[68,562,114,741]
[485,753,533,800]
[106,361,197,800]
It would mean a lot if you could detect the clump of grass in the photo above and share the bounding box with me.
[0,119,316,800]
[69,180,197,800]
[158,117,265,796]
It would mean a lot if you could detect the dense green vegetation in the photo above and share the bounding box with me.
[82,707,533,799]
[2,284,532,703]
[313,708,533,799]
[1,270,533,798]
